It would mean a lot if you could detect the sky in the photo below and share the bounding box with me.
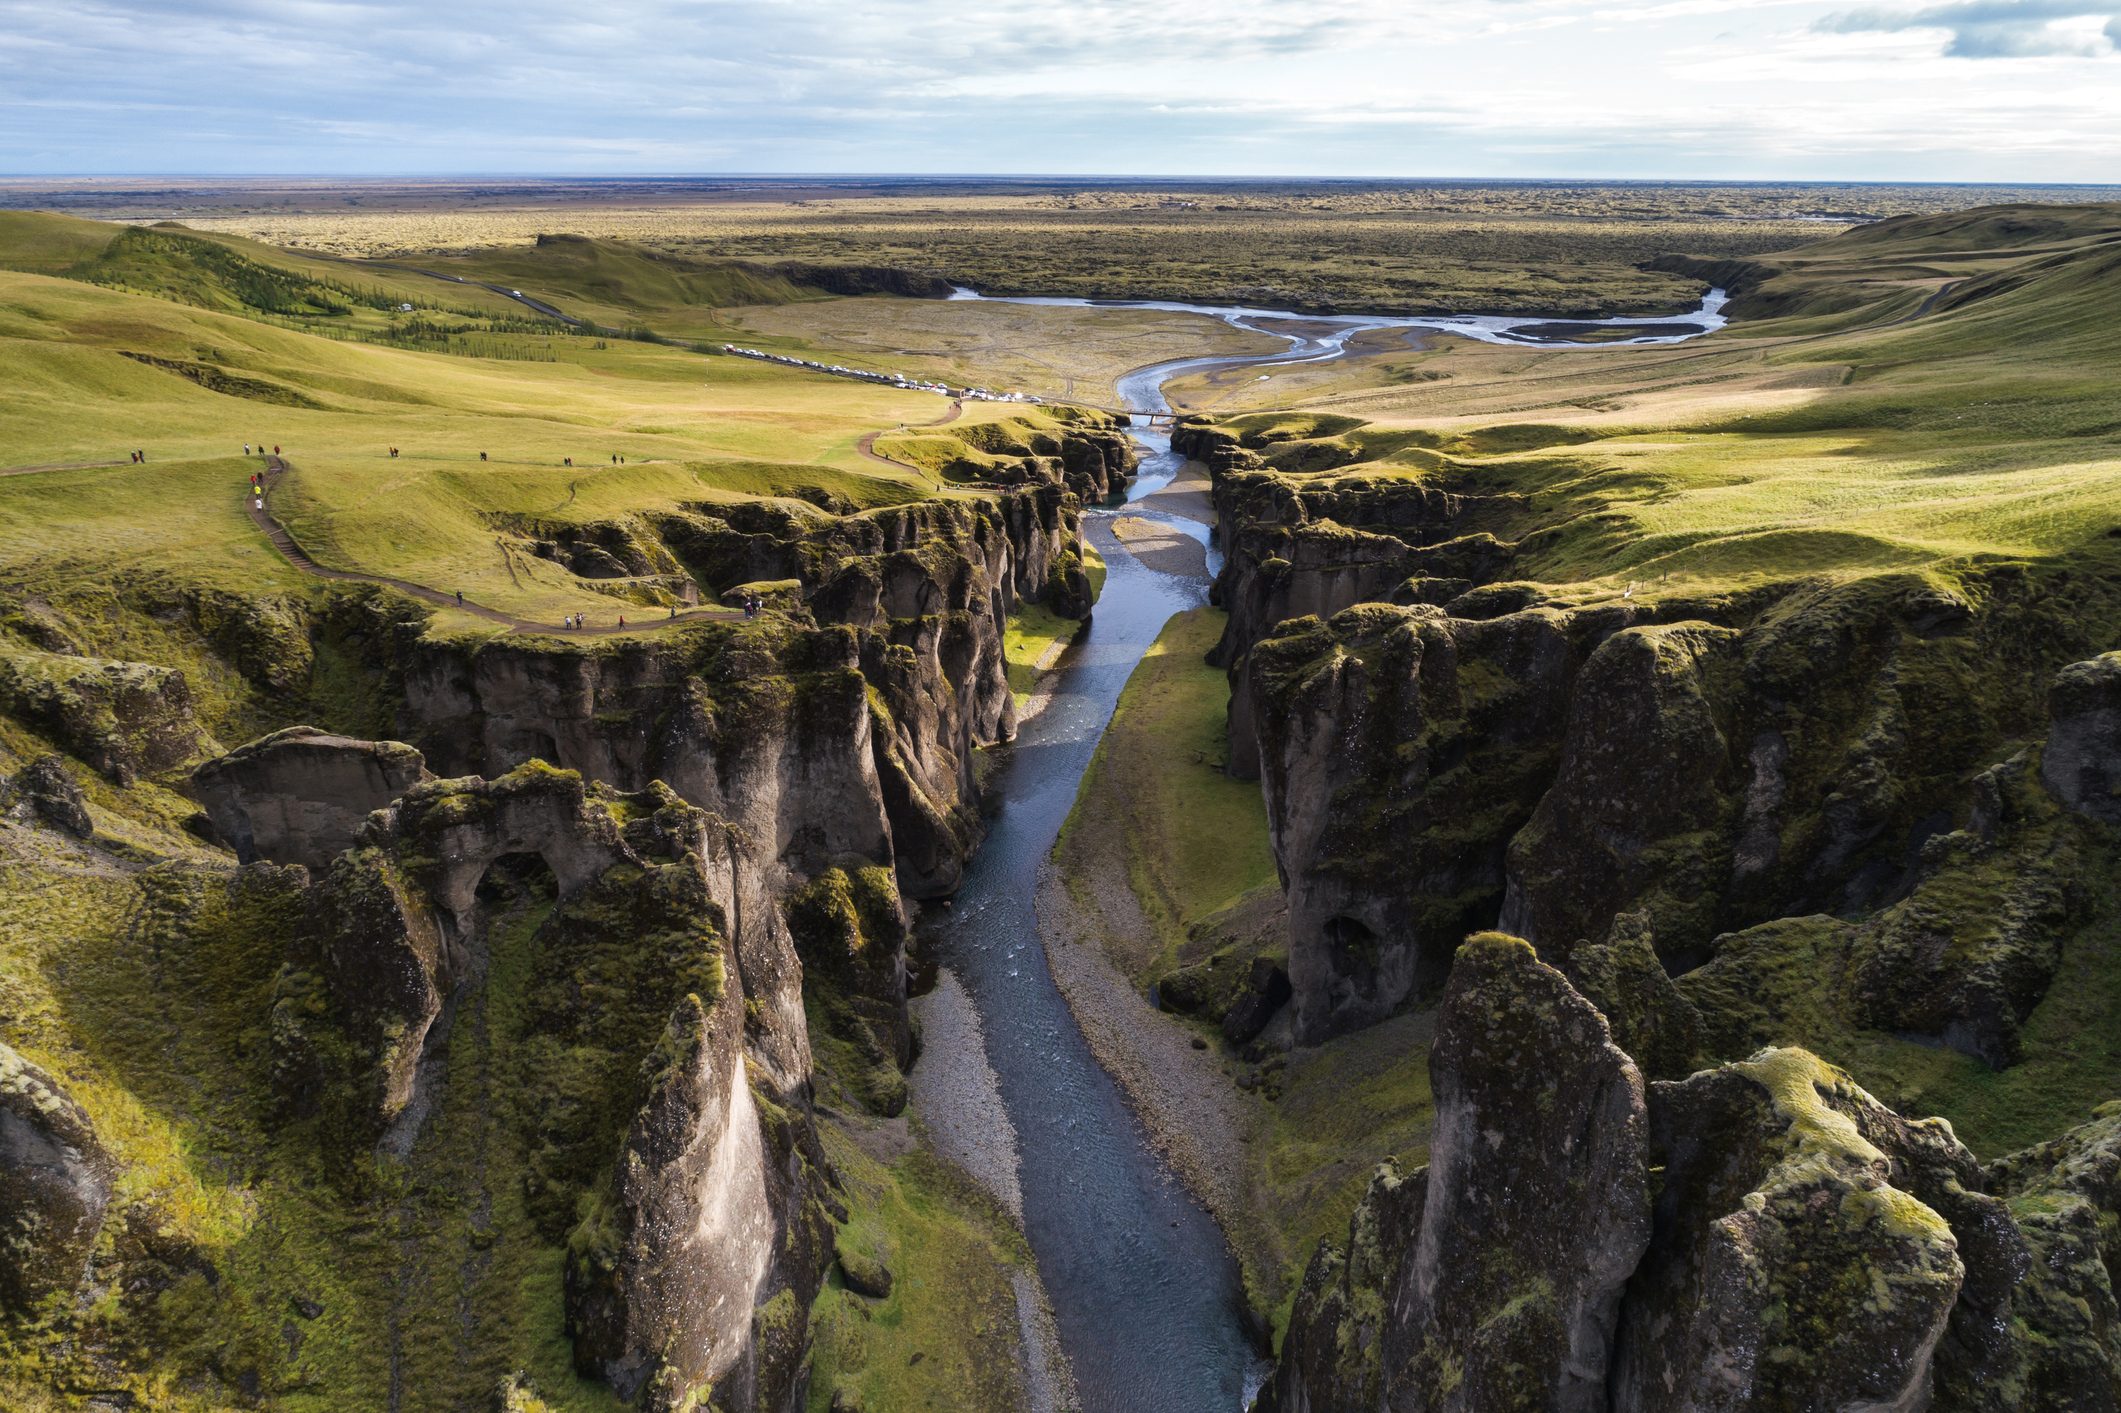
[2,0,2120,180]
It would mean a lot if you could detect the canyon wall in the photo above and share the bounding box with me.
[1261,932,2121,1413]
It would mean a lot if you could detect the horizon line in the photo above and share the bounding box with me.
[7,172,2121,190]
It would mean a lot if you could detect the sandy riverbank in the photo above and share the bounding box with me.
[1112,515,1208,579]
[909,966,1025,1220]
[1034,863,1263,1278]
[1140,457,1216,525]
[907,966,1081,1411]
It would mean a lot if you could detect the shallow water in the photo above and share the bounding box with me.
[954,283,1730,363]
[933,420,1264,1412]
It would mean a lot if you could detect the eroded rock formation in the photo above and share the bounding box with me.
[0,1043,113,1316]
[400,484,1093,901]
[1263,936,2119,1413]
[3,754,93,837]
[263,761,828,1409]
[0,647,207,784]
[1240,564,2114,1057]
[193,725,431,871]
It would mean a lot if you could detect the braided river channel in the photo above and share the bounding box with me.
[927,289,1725,1411]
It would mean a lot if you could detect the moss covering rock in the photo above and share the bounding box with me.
[0,1043,113,1317]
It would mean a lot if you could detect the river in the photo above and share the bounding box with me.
[928,290,1723,1412]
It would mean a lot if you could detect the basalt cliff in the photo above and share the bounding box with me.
[1174,410,2121,1410]
[0,436,1121,1410]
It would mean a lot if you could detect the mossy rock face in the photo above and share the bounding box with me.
[1986,1103,2121,1408]
[569,992,835,1413]
[192,724,432,872]
[1561,911,1701,1080]
[1247,601,1614,1040]
[0,644,207,784]
[1381,933,1651,1411]
[785,867,910,1117]
[2,753,94,838]
[1501,621,1742,969]
[1256,1160,1427,1413]
[1680,757,2093,1071]
[836,1243,894,1300]
[0,1043,113,1316]
[2041,651,2121,824]
[171,585,316,698]
[270,761,732,1152]
[1615,1048,1981,1412]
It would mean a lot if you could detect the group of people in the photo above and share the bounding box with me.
[243,444,281,457]
[128,450,147,463]
[376,448,616,466]
[740,594,765,619]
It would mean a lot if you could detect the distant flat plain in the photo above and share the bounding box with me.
[14,174,2121,319]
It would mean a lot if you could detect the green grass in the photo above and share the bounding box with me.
[1057,607,1279,981]
[1247,1013,1436,1339]
[0,234,977,630]
[803,1129,1040,1413]
[410,234,824,337]
[1002,600,1082,705]
[0,829,655,1409]
[1175,204,2121,616]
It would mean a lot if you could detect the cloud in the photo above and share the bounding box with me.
[2,0,2120,176]
[1816,0,2120,56]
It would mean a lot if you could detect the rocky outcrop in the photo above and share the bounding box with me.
[1261,939,2116,1413]
[1613,1049,1976,1412]
[925,415,1137,502]
[2041,651,2121,823]
[1259,933,1647,1411]
[1382,934,1650,1411]
[1499,623,1741,969]
[192,726,432,871]
[1679,751,2085,1071]
[1,1043,114,1315]
[784,865,913,1115]
[1247,603,1620,1041]
[0,646,208,784]
[1258,1161,1428,1413]
[1245,562,2113,1053]
[567,993,831,1412]
[1560,911,1701,1081]
[3,754,93,837]
[404,486,1089,903]
[1200,462,1520,779]
[261,760,829,1408]
[1986,1103,2121,1408]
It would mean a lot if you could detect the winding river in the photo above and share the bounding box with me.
[929,291,1725,1411]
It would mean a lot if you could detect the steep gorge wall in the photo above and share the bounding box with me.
[1262,933,2121,1413]
[1246,569,2121,1062]
[0,468,1105,1409]
[399,485,1090,900]
[1184,416,2121,1062]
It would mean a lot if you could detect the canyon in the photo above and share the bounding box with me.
[5,199,2121,1413]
